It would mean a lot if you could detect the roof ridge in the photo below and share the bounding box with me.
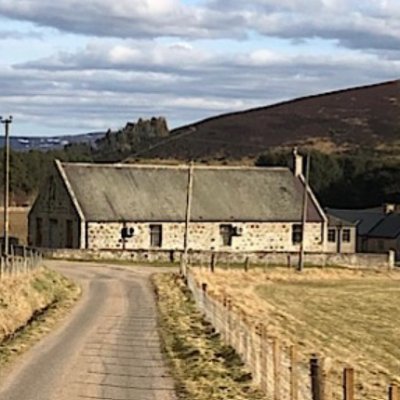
[59,160,290,171]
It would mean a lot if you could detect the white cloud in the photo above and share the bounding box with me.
[1,1,400,134]
[0,0,400,51]
[2,39,399,134]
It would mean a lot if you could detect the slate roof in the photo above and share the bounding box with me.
[368,213,400,239]
[326,208,400,238]
[326,213,356,227]
[59,162,325,223]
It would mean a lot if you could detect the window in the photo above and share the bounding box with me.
[150,225,162,247]
[292,224,303,244]
[36,218,43,247]
[328,228,336,243]
[66,220,73,248]
[220,224,235,246]
[342,229,351,243]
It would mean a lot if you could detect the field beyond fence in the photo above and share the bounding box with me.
[0,207,29,245]
[187,267,400,400]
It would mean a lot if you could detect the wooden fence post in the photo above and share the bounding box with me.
[343,368,354,400]
[201,282,207,312]
[290,345,298,400]
[310,355,323,400]
[389,384,399,400]
[273,337,281,400]
[244,257,250,272]
[210,253,216,273]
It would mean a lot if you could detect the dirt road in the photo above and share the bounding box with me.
[0,261,177,400]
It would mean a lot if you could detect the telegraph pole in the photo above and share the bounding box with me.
[1,116,12,257]
[181,161,194,278]
[298,152,310,272]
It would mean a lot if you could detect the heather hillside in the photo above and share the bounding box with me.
[134,80,400,161]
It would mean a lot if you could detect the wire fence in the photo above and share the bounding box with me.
[0,245,42,278]
[186,268,399,400]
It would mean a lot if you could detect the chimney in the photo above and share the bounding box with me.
[383,203,400,214]
[292,147,303,177]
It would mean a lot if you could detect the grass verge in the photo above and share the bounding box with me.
[48,257,178,268]
[153,272,266,400]
[0,267,81,370]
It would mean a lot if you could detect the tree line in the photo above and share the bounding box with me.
[256,149,400,208]
[0,116,398,209]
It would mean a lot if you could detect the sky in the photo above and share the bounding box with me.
[0,0,399,136]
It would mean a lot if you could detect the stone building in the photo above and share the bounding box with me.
[327,205,400,260]
[325,214,357,254]
[29,157,330,254]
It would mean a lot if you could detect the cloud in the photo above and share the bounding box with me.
[2,39,400,134]
[1,1,399,136]
[0,0,399,51]
[0,29,42,40]
[0,0,246,39]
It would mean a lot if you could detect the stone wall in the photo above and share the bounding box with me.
[86,221,325,253]
[44,248,394,269]
[28,164,81,249]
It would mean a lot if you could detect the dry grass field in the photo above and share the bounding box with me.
[0,267,80,371]
[0,207,29,245]
[193,267,400,400]
[154,273,265,400]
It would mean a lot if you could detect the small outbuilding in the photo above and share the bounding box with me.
[327,205,400,260]
[28,158,329,254]
[325,213,357,254]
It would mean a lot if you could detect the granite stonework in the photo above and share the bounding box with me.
[85,221,325,253]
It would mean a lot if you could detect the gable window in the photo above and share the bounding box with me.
[342,229,351,243]
[328,228,336,243]
[220,224,235,246]
[150,224,162,248]
[292,224,303,244]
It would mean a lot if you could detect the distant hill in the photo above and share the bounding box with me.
[132,80,400,161]
[0,131,106,151]
[0,117,171,206]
